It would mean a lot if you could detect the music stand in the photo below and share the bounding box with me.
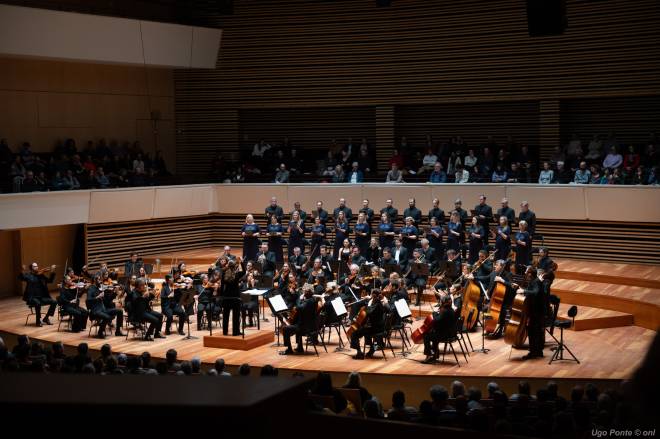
[474,309,491,354]
[267,294,288,346]
[411,262,430,320]
[383,263,401,278]
[394,299,413,356]
[330,297,349,351]
[178,289,197,340]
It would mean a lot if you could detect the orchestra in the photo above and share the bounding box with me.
[18,195,553,363]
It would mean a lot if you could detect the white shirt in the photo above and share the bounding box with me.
[350,172,358,183]
[422,154,438,167]
[394,247,402,262]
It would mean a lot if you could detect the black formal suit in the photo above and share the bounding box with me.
[380,206,398,222]
[283,296,319,350]
[518,210,537,235]
[132,291,163,337]
[333,206,353,224]
[255,250,277,277]
[123,260,143,278]
[288,253,307,278]
[265,205,284,223]
[160,283,186,334]
[403,207,422,225]
[423,306,457,357]
[428,207,445,225]
[196,283,215,331]
[57,286,88,331]
[350,299,386,353]
[392,246,409,271]
[359,207,374,223]
[19,271,57,325]
[220,268,244,336]
[538,256,556,285]
[313,208,329,225]
[523,277,548,356]
[496,206,516,225]
[421,246,437,272]
[86,285,124,336]
[319,254,335,280]
[350,254,366,267]
[366,245,381,264]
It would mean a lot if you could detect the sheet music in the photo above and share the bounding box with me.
[268,294,288,313]
[395,299,412,318]
[244,288,269,296]
[331,297,347,317]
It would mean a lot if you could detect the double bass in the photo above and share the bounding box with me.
[504,266,534,348]
[460,281,482,331]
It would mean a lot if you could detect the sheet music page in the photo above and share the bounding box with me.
[331,297,347,316]
[268,294,288,312]
[395,299,412,318]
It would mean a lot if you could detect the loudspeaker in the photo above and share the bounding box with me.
[526,0,567,36]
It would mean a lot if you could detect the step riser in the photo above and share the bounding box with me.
[556,272,660,289]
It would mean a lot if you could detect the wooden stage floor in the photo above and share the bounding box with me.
[3,252,658,387]
[0,295,655,382]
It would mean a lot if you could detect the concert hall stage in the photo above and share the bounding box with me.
[2,251,658,404]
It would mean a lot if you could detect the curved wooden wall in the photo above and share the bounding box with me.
[174,0,660,173]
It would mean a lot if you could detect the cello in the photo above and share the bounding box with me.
[484,281,506,334]
[460,280,482,331]
[346,306,368,338]
[504,292,530,348]
[411,313,435,344]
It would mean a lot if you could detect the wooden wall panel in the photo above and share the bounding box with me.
[395,101,540,152]
[174,0,660,172]
[560,96,660,146]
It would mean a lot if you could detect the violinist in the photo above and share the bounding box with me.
[422,294,456,364]
[283,272,299,308]
[161,274,186,335]
[86,275,125,338]
[57,275,89,332]
[514,220,532,272]
[340,264,362,304]
[306,258,327,294]
[123,275,138,319]
[196,273,217,331]
[350,289,387,360]
[240,262,260,327]
[124,252,143,279]
[362,265,384,291]
[366,238,382,264]
[280,284,319,355]
[19,262,57,326]
[471,250,493,283]
[321,282,342,325]
[133,278,165,341]
[517,268,549,360]
[273,263,292,290]
[255,242,277,278]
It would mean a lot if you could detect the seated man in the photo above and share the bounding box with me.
[131,278,165,341]
[86,276,125,338]
[19,262,57,326]
[57,275,89,332]
[350,289,388,360]
[160,274,186,335]
[281,284,320,355]
[422,294,457,363]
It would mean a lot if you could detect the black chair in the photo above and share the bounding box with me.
[387,313,413,356]
[361,314,395,360]
[437,318,462,367]
[240,292,260,330]
[56,305,73,332]
[125,317,148,340]
[549,305,579,364]
[303,315,328,357]
[24,306,37,326]
[453,315,470,362]
[461,308,475,352]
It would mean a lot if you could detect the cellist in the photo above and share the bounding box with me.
[471,259,513,338]
[422,294,457,364]
[350,289,387,360]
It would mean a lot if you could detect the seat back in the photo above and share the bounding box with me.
[309,393,336,412]
[338,388,363,415]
